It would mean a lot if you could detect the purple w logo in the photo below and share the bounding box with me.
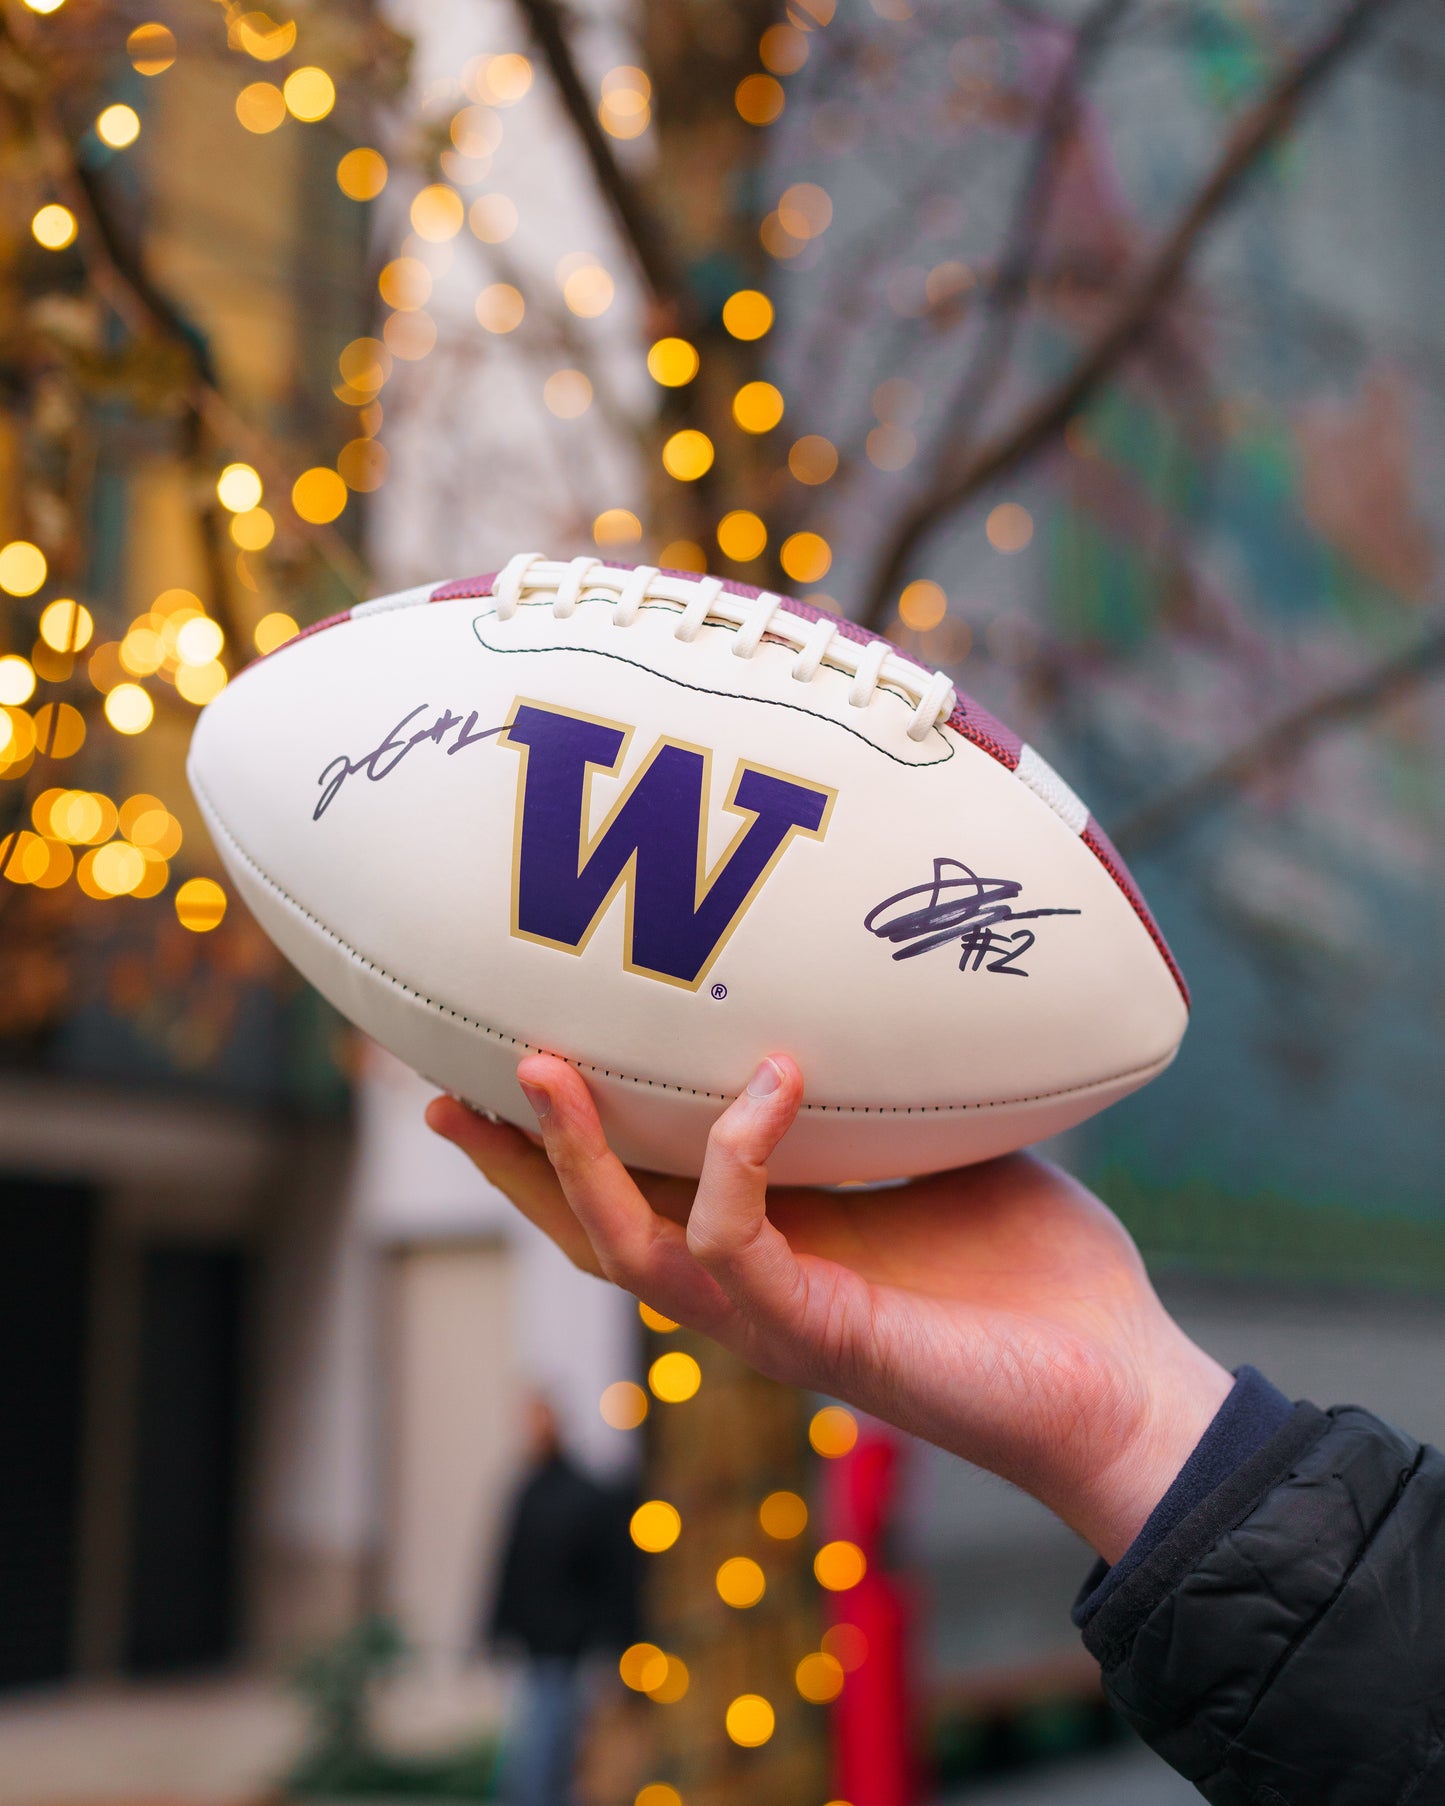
[500,701,834,987]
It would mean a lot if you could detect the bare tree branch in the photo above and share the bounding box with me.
[1112,617,1445,854]
[513,0,689,318]
[859,0,1405,631]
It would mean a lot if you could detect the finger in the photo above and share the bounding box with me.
[424,1094,602,1277]
[685,1056,812,1326]
[517,1054,730,1331]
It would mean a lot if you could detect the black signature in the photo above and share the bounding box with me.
[864,858,1080,976]
[315,704,504,820]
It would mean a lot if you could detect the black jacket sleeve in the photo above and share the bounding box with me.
[1082,1402,1445,1804]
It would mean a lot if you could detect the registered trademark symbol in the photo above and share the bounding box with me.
[710,983,728,1001]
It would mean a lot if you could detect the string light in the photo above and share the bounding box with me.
[715,1557,766,1608]
[646,338,699,386]
[735,74,784,125]
[0,541,47,595]
[789,434,838,484]
[725,1695,775,1748]
[814,1540,867,1591]
[96,105,141,149]
[987,502,1034,552]
[599,1380,649,1428]
[630,1500,682,1553]
[411,183,464,241]
[236,82,286,133]
[717,510,767,561]
[593,509,642,548]
[254,613,299,654]
[231,506,275,549]
[809,1405,859,1457]
[759,1490,808,1539]
[733,380,785,434]
[337,148,388,200]
[796,1651,845,1702]
[235,15,295,59]
[283,67,336,122]
[722,289,773,341]
[292,467,348,524]
[898,579,947,631]
[216,463,263,513]
[648,1350,701,1402]
[31,204,77,250]
[661,429,714,481]
[476,283,525,333]
[634,1785,682,1806]
[127,24,176,75]
[0,657,37,707]
[175,877,227,932]
[104,684,154,735]
[780,530,831,582]
[469,193,517,243]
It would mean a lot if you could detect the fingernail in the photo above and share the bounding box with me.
[520,1081,552,1120]
[747,1058,782,1099]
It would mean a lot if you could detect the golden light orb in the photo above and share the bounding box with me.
[759,1489,809,1539]
[634,1787,682,1806]
[175,660,228,705]
[96,104,141,149]
[176,617,224,667]
[563,263,615,318]
[338,439,388,493]
[788,434,838,485]
[379,256,431,312]
[618,1642,669,1693]
[231,506,276,550]
[235,14,296,59]
[898,579,947,632]
[646,337,699,387]
[104,683,154,735]
[648,1656,689,1704]
[469,193,517,243]
[630,1499,681,1553]
[339,337,392,394]
[411,183,464,242]
[32,702,85,759]
[128,24,176,75]
[761,24,810,73]
[715,1556,766,1608]
[254,612,299,654]
[661,430,714,482]
[735,73,784,125]
[22,0,67,13]
[810,1405,859,1457]
[657,540,706,574]
[0,540,47,595]
[292,467,348,525]
[32,204,77,250]
[0,656,37,707]
[543,369,593,419]
[796,1651,845,1703]
[216,462,263,514]
[480,53,534,104]
[235,81,286,133]
[814,1539,867,1591]
[42,597,96,651]
[638,1301,678,1332]
[821,1621,869,1671]
[725,1695,775,1748]
[777,182,832,239]
[176,876,227,932]
[733,380,785,434]
[450,104,502,159]
[283,67,336,123]
[599,1379,649,1429]
[722,289,774,342]
[780,530,831,583]
[867,423,917,471]
[91,841,146,897]
[716,510,767,563]
[476,283,525,333]
[593,509,642,549]
[986,502,1034,553]
[648,1350,701,1403]
[383,310,436,362]
[337,148,388,201]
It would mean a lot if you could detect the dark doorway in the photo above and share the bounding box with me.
[123,1244,246,1674]
[0,1176,96,1689]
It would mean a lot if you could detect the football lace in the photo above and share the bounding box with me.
[490,551,956,743]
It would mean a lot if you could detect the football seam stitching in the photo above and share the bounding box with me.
[192,774,1176,1118]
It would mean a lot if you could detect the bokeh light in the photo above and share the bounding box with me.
[630,1499,681,1553]
[175,877,227,932]
[761,24,810,74]
[32,204,77,250]
[292,467,348,524]
[104,684,154,735]
[235,82,285,133]
[283,67,335,123]
[383,310,436,361]
[33,703,84,758]
[735,74,784,125]
[450,105,501,159]
[0,541,47,595]
[379,257,431,311]
[821,1621,869,1671]
[476,283,525,333]
[175,661,228,705]
[662,430,714,482]
[987,502,1034,552]
[814,1539,868,1591]
[216,462,263,513]
[809,1405,859,1457]
[715,1556,765,1608]
[96,105,141,149]
[796,1651,845,1703]
[758,1489,808,1539]
[254,612,299,654]
[563,262,614,317]
[599,66,651,140]
[646,338,699,386]
[722,289,774,341]
[733,381,785,434]
[648,1656,689,1703]
[475,53,533,105]
[0,657,37,706]
[657,540,706,573]
[337,148,388,201]
[235,14,295,59]
[176,617,224,667]
[777,182,832,239]
[648,1350,701,1403]
[593,509,642,548]
[789,435,838,485]
[634,1786,681,1806]
[725,1695,775,1748]
[127,23,176,76]
[338,440,388,493]
[638,1301,678,1332]
[411,183,464,241]
[469,193,517,243]
[231,506,275,549]
[781,530,832,583]
[543,369,593,419]
[599,1380,648,1429]
[619,1642,668,1692]
[898,579,947,631]
[717,510,767,562]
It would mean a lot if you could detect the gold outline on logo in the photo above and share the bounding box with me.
[498,695,836,990]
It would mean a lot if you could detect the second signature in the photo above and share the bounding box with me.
[864,857,1081,976]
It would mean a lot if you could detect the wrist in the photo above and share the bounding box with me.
[1067,1334,1234,1564]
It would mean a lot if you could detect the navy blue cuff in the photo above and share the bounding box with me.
[1072,1364,1294,1628]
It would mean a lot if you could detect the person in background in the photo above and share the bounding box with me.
[487,1394,634,1806]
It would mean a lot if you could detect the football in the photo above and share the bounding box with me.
[188,555,1188,1184]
